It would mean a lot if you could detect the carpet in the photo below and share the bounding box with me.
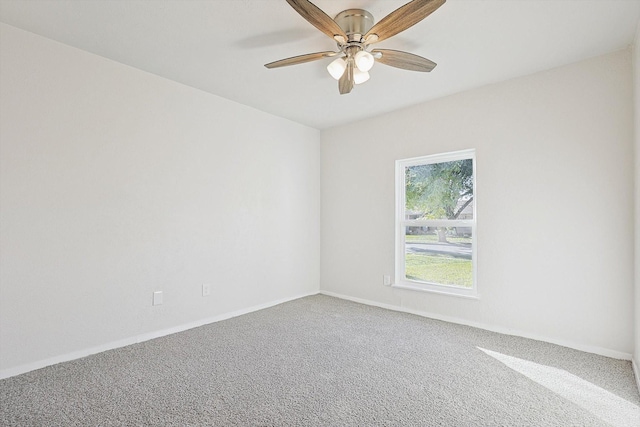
[1,295,639,426]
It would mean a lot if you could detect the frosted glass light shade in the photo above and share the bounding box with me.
[353,68,370,85]
[327,57,347,80]
[354,50,374,72]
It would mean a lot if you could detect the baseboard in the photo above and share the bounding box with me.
[319,290,633,361]
[4,290,631,380]
[633,358,640,394]
[0,291,317,380]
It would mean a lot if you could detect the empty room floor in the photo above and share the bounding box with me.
[1,295,638,426]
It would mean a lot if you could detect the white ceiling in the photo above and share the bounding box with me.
[1,0,639,129]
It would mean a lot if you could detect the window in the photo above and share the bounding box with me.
[395,150,477,297]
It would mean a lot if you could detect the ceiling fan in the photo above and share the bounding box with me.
[265,0,446,95]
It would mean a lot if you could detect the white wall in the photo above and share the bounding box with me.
[1,20,635,379]
[0,24,321,377]
[321,50,634,358]
[634,20,640,371]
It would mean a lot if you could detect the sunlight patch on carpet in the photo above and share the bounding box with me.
[478,347,640,427]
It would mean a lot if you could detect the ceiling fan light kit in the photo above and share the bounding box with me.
[265,0,446,95]
[353,68,370,85]
[354,50,375,72]
[327,57,347,80]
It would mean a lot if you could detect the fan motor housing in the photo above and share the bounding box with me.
[334,9,374,42]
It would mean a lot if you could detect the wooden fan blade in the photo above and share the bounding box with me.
[364,0,446,44]
[265,51,337,69]
[339,60,354,94]
[372,49,436,72]
[286,0,347,41]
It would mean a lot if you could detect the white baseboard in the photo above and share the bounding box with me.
[0,291,317,380]
[3,290,632,380]
[320,290,633,361]
[633,358,640,394]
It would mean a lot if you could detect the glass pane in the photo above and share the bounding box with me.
[405,226,472,288]
[405,159,474,221]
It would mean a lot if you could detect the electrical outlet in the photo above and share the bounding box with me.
[383,275,392,286]
[202,284,211,296]
[153,291,163,306]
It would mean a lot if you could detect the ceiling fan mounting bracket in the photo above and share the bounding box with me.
[334,9,375,43]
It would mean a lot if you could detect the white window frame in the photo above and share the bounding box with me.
[394,149,478,298]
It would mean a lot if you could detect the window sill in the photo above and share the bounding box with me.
[392,282,480,300]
